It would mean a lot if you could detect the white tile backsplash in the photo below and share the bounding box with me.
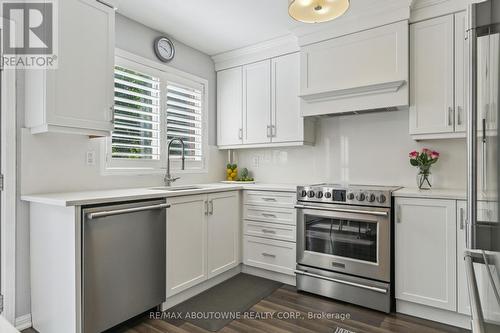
[235,109,467,189]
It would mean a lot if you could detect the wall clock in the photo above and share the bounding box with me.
[154,37,175,62]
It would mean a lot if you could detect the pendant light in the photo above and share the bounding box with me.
[288,0,350,23]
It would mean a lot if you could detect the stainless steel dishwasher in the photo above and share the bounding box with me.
[82,199,169,333]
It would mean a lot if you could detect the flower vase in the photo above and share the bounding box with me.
[417,170,432,190]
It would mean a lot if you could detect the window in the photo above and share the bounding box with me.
[105,52,207,173]
[166,81,203,163]
[112,66,161,160]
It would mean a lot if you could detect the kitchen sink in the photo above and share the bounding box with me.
[149,185,204,191]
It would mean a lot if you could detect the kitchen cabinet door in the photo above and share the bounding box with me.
[244,60,272,144]
[395,198,457,311]
[217,67,243,146]
[454,11,467,133]
[166,195,207,297]
[271,53,303,143]
[25,0,115,136]
[410,15,455,135]
[207,191,240,279]
[456,201,500,321]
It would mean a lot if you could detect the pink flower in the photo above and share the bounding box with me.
[409,151,419,158]
[422,148,432,155]
[431,151,440,159]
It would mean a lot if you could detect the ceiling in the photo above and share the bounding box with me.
[117,0,410,56]
[117,0,300,56]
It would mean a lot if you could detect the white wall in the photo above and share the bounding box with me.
[15,14,226,318]
[235,110,467,189]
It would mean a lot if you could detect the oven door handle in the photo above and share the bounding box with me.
[295,270,388,294]
[294,204,388,217]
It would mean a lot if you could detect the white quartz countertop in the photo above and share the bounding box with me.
[0,316,19,333]
[393,187,467,200]
[21,182,298,207]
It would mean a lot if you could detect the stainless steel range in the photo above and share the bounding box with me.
[295,184,401,313]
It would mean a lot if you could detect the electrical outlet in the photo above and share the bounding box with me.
[86,151,96,166]
[252,156,259,168]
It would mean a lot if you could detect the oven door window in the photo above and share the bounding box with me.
[305,214,378,263]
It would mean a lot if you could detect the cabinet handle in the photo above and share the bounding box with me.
[271,125,276,137]
[262,197,277,202]
[262,252,276,258]
[266,125,273,138]
[396,205,401,223]
[457,106,463,125]
[205,201,209,215]
[238,128,243,140]
[208,200,214,215]
[262,213,277,218]
[460,207,465,230]
[448,107,454,127]
[261,229,276,234]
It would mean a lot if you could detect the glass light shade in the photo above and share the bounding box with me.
[288,0,350,23]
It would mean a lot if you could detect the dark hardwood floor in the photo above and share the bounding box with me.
[23,285,470,333]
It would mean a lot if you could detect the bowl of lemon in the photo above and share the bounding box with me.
[221,164,255,183]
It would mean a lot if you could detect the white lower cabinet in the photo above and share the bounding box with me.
[395,198,457,311]
[242,190,297,276]
[243,236,296,275]
[166,195,208,297]
[166,191,240,297]
[207,192,240,279]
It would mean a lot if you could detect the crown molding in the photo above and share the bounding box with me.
[293,0,412,46]
[212,34,299,71]
[410,0,466,23]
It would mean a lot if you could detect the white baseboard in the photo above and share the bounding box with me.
[15,314,32,331]
[396,300,471,329]
[242,265,296,286]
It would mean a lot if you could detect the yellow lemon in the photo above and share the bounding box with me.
[231,172,237,178]
[226,169,232,175]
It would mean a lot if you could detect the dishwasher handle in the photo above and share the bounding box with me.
[87,203,170,219]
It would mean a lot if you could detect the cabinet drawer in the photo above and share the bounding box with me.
[244,205,295,225]
[244,221,296,242]
[244,190,296,208]
[243,236,296,275]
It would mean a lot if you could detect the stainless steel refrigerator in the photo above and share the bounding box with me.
[466,1,500,332]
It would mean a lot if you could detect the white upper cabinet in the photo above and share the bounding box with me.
[454,11,467,133]
[243,60,272,144]
[272,53,308,143]
[217,53,314,149]
[395,198,457,311]
[410,12,467,139]
[300,20,409,116]
[217,67,243,146]
[25,0,115,136]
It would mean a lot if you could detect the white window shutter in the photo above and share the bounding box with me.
[112,66,161,160]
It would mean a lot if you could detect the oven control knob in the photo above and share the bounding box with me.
[301,190,307,197]
[377,194,387,203]
[366,193,376,202]
[307,190,315,198]
[356,193,365,201]
[324,192,332,199]
[316,191,324,199]
[347,193,355,200]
